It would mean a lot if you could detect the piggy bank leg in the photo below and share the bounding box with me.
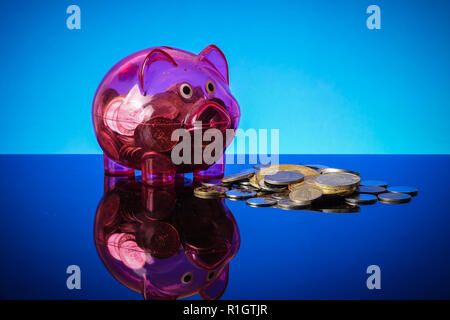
[141,152,176,186]
[194,154,225,180]
[103,154,135,176]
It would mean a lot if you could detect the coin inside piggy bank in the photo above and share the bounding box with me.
[92,45,241,185]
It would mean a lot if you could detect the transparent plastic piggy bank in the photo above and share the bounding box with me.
[94,176,240,300]
[92,45,240,185]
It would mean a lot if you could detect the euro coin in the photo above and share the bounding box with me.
[277,199,309,210]
[288,175,317,191]
[194,186,228,199]
[253,163,270,170]
[258,178,287,192]
[264,171,304,186]
[360,180,388,188]
[319,168,361,176]
[225,189,257,200]
[357,185,386,195]
[246,197,277,207]
[271,191,290,200]
[387,186,418,197]
[222,170,255,183]
[378,192,411,204]
[249,175,260,189]
[289,186,323,205]
[345,194,378,205]
[304,164,329,171]
[314,172,361,189]
[257,164,319,181]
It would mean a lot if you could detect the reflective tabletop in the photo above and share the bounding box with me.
[0,154,449,299]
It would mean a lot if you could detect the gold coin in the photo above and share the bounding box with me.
[289,186,323,204]
[249,175,260,189]
[193,186,227,198]
[288,176,317,191]
[256,164,319,181]
[222,170,255,183]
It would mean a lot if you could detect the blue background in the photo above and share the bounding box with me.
[1,154,449,299]
[0,0,449,154]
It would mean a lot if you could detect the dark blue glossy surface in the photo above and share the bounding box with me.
[0,155,449,299]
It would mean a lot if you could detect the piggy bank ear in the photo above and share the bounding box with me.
[199,265,229,300]
[198,45,229,84]
[139,49,178,96]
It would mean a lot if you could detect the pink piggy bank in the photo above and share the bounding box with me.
[92,45,240,185]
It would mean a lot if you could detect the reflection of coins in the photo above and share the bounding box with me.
[119,240,146,270]
[246,197,277,207]
[319,168,361,176]
[107,233,124,261]
[136,221,180,259]
[345,194,377,205]
[378,192,411,204]
[264,171,304,186]
[357,185,386,195]
[222,170,255,183]
[289,186,323,204]
[387,186,418,197]
[135,117,181,153]
[277,199,309,210]
[360,180,388,188]
[194,186,228,199]
[309,202,360,214]
[225,189,257,200]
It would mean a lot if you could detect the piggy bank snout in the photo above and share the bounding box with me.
[186,100,231,132]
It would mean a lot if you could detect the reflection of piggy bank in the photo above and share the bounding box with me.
[92,45,240,185]
[94,176,240,300]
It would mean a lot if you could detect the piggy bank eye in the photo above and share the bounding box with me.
[181,272,193,284]
[179,83,193,99]
[205,80,215,95]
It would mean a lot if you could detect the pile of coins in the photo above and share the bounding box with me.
[193,163,419,212]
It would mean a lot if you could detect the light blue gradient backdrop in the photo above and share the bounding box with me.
[0,0,449,154]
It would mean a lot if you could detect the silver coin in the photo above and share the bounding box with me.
[360,180,388,188]
[345,194,378,205]
[258,179,287,192]
[319,168,361,176]
[264,171,304,186]
[225,189,257,200]
[357,185,386,195]
[378,192,411,204]
[277,199,309,210]
[246,197,277,207]
[271,192,290,200]
[315,172,361,188]
[253,163,270,170]
[387,186,418,197]
[238,179,251,186]
[304,164,329,170]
